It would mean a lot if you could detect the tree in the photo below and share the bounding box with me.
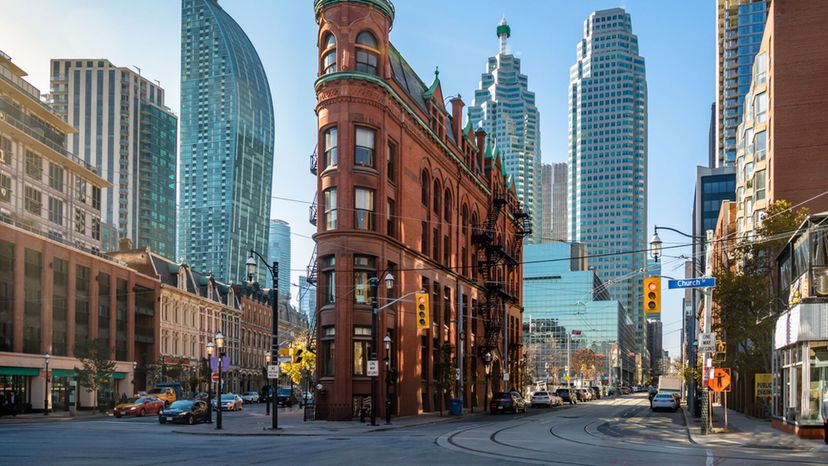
[432,343,456,416]
[571,348,597,381]
[74,338,116,411]
[279,337,316,385]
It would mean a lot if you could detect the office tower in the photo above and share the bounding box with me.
[267,219,291,299]
[551,162,567,242]
[468,18,541,242]
[298,275,317,329]
[179,0,274,283]
[568,9,648,352]
[646,319,663,376]
[715,0,768,167]
[541,164,552,241]
[50,59,177,258]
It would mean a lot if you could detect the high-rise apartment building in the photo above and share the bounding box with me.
[179,0,274,283]
[50,59,177,258]
[468,19,541,243]
[715,0,768,167]
[733,0,828,239]
[267,219,291,299]
[0,51,108,253]
[568,9,648,352]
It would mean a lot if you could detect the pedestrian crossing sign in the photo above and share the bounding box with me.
[709,368,731,392]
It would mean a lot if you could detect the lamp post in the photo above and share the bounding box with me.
[384,334,392,425]
[206,341,215,424]
[265,351,271,416]
[43,353,50,415]
[247,250,280,430]
[132,361,137,396]
[483,351,492,411]
[214,331,225,430]
[368,270,395,427]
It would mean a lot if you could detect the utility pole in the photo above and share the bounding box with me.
[701,229,713,435]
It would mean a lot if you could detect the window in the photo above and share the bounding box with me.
[755,131,766,160]
[443,189,451,222]
[354,188,374,230]
[25,150,42,180]
[92,186,101,211]
[0,174,11,203]
[321,33,336,75]
[354,127,376,168]
[755,170,766,200]
[443,235,450,265]
[433,227,440,260]
[387,140,396,182]
[324,187,337,230]
[48,197,63,225]
[355,31,379,75]
[0,135,11,165]
[387,199,395,237]
[92,217,101,240]
[323,126,337,169]
[75,208,86,234]
[421,170,430,206]
[321,326,335,377]
[353,326,371,375]
[755,52,767,84]
[24,186,42,215]
[433,180,441,215]
[48,163,64,192]
[755,92,768,122]
[321,256,335,305]
[76,178,87,203]
[421,221,429,254]
[353,255,375,304]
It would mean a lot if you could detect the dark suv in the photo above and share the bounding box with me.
[555,388,577,404]
[490,391,526,414]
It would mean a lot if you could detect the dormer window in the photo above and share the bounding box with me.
[321,33,336,75]
[355,31,379,75]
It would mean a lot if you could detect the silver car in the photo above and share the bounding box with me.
[531,391,562,408]
[241,391,260,403]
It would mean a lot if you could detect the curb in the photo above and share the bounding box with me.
[679,407,697,445]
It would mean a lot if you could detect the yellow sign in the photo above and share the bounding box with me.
[755,373,772,398]
[565,375,571,382]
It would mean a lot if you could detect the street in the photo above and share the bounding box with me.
[1,394,825,465]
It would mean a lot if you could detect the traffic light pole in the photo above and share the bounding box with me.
[369,272,379,427]
[701,230,713,435]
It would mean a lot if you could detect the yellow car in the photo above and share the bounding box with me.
[145,387,177,405]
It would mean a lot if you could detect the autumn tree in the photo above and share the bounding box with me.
[571,348,597,381]
[74,338,116,411]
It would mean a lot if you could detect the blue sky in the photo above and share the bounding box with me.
[1,0,715,358]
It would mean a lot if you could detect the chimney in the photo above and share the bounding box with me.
[449,95,464,144]
[118,237,133,252]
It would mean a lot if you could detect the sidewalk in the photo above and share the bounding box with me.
[0,409,108,425]
[172,407,485,436]
[681,404,828,452]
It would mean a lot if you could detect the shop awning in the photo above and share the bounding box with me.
[112,372,126,380]
[0,366,41,376]
[52,369,78,378]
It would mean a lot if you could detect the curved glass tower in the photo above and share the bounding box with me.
[179,0,274,283]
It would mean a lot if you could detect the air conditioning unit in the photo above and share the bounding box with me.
[0,188,6,197]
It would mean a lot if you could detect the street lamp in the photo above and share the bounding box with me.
[483,351,493,411]
[214,331,225,430]
[132,361,137,396]
[265,351,272,416]
[206,341,215,424]
[368,270,395,427]
[43,353,50,416]
[247,249,280,430]
[649,231,663,262]
[384,334,392,425]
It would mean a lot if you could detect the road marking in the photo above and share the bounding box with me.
[706,448,714,466]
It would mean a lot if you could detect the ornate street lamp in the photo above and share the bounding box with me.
[206,341,215,424]
[368,270,395,426]
[247,249,280,430]
[214,331,225,430]
[384,334,393,425]
[43,353,50,416]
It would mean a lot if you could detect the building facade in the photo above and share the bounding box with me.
[179,0,274,284]
[298,274,317,330]
[522,243,635,387]
[715,0,768,167]
[49,59,177,258]
[468,19,541,243]
[733,0,828,240]
[567,9,648,354]
[646,318,662,378]
[313,0,527,419]
[267,219,291,299]
[540,162,568,243]
[0,222,160,412]
[0,51,108,254]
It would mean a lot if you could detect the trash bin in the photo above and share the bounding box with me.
[449,399,462,416]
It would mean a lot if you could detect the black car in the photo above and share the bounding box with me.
[489,391,526,414]
[276,388,297,407]
[158,400,210,425]
[555,388,577,404]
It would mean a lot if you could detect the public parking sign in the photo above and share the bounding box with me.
[668,277,716,289]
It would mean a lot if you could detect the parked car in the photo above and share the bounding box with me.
[193,392,210,402]
[212,394,243,411]
[589,386,601,400]
[575,388,592,402]
[555,388,577,404]
[620,386,632,395]
[651,393,679,412]
[114,396,165,418]
[276,388,297,407]
[241,392,260,403]
[146,386,177,405]
[158,400,210,425]
[490,391,526,414]
[530,391,561,408]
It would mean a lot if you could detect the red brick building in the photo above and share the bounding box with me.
[312,0,528,419]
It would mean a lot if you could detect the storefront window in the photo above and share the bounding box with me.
[75,265,90,354]
[98,273,110,348]
[23,249,42,354]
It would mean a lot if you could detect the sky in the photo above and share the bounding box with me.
[0,0,715,360]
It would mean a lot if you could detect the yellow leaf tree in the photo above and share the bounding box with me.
[279,338,316,385]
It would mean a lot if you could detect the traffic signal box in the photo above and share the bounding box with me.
[415,292,430,331]
[644,277,661,314]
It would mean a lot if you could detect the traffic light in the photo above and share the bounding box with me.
[415,292,430,331]
[643,277,661,314]
[294,347,304,365]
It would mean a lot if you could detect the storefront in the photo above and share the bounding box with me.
[772,302,828,439]
[0,366,37,413]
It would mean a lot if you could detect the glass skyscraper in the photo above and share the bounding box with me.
[267,219,291,299]
[179,0,274,283]
[298,275,317,331]
[468,18,541,243]
[716,0,768,167]
[568,9,648,353]
[50,59,177,258]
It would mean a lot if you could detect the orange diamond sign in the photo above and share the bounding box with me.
[709,368,731,392]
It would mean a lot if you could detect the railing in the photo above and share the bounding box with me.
[309,193,318,226]
[310,145,318,175]
[306,245,317,286]
[0,66,62,117]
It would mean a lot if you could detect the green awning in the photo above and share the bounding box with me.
[0,366,41,376]
[52,369,78,378]
[111,372,126,380]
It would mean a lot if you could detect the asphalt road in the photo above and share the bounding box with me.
[1,394,826,465]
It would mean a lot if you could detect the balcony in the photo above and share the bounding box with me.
[310,145,318,175]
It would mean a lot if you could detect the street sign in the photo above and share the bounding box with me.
[667,277,716,289]
[698,332,716,352]
[211,371,219,382]
[709,368,731,392]
[755,373,772,398]
[267,365,280,379]
[565,375,571,382]
[277,356,291,363]
[367,360,379,377]
[503,373,510,382]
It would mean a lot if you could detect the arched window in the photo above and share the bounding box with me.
[443,189,452,222]
[355,31,379,75]
[433,179,441,215]
[461,205,469,236]
[321,33,336,74]
[421,170,430,207]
